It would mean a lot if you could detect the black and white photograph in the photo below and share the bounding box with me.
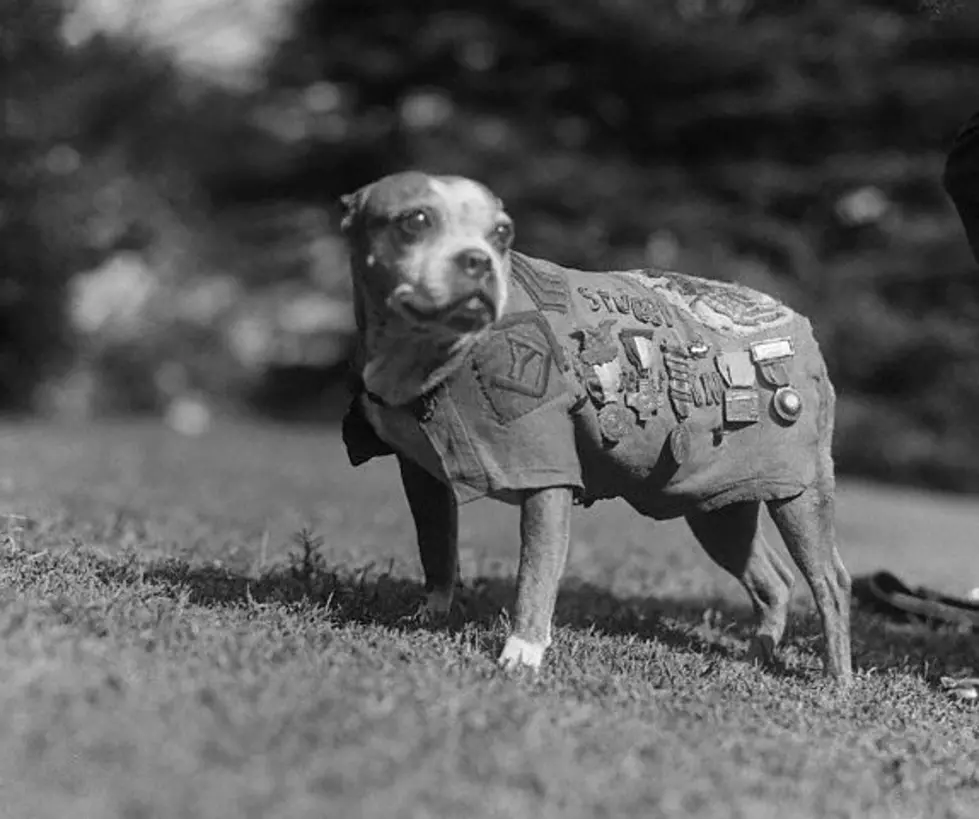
[1,1,977,817]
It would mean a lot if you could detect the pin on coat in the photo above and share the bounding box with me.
[340,171,853,681]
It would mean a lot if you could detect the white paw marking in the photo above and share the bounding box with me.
[497,635,546,671]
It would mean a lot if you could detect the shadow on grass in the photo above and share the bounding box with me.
[136,556,742,657]
[128,555,977,681]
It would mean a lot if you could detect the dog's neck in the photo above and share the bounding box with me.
[353,277,487,408]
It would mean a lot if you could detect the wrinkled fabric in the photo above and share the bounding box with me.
[944,108,979,265]
[344,252,829,519]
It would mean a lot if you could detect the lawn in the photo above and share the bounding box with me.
[0,419,976,819]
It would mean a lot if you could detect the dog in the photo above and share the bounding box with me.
[339,171,852,680]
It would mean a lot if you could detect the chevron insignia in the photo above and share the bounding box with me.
[510,254,571,314]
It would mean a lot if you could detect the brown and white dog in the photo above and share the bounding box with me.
[340,171,852,680]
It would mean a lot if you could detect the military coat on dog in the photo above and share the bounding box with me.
[344,252,830,520]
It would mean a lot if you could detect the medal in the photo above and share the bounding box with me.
[668,424,692,466]
[598,403,633,445]
[625,378,659,423]
[772,386,803,424]
[723,388,759,425]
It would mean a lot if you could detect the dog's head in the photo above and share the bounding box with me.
[340,171,513,339]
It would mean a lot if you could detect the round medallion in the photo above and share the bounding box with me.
[668,423,692,466]
[772,386,803,424]
[598,403,633,444]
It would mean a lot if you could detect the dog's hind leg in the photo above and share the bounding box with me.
[767,481,852,680]
[767,370,852,681]
[686,501,795,668]
[398,455,461,619]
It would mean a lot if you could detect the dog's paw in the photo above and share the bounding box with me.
[497,635,546,672]
[746,635,777,668]
[423,587,455,617]
[404,589,455,625]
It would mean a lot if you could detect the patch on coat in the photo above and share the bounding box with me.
[472,311,569,423]
[618,270,794,337]
[510,254,571,314]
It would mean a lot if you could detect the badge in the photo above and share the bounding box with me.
[700,372,725,406]
[625,378,660,423]
[620,330,659,372]
[724,388,759,425]
[692,378,705,407]
[688,339,711,359]
[574,318,623,406]
[598,403,633,445]
[772,386,803,424]
[668,423,692,466]
[575,318,619,366]
[589,358,623,404]
[749,337,794,389]
[715,351,755,388]
[749,337,794,363]
[619,330,662,422]
[662,346,695,420]
[757,361,790,388]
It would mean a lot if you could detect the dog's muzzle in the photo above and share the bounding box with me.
[453,249,494,284]
[392,249,501,332]
[395,287,497,332]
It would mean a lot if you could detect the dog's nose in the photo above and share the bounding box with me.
[454,249,493,282]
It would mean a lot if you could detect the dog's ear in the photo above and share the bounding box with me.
[339,184,371,234]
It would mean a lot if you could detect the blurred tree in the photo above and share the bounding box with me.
[251,0,979,490]
[0,0,78,409]
[0,0,265,414]
[4,0,979,491]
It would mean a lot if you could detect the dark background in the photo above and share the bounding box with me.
[3,0,979,492]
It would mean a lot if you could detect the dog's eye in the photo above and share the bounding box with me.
[396,209,432,238]
[490,222,514,249]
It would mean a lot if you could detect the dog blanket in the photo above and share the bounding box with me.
[344,252,829,519]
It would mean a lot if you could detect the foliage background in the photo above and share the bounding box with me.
[2,0,979,491]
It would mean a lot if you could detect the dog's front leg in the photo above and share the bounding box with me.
[499,486,574,672]
[397,455,460,619]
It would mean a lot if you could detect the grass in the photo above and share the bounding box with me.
[0,418,976,819]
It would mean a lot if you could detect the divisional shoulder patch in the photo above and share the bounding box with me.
[471,312,569,423]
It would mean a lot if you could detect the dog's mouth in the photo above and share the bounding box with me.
[395,289,496,332]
